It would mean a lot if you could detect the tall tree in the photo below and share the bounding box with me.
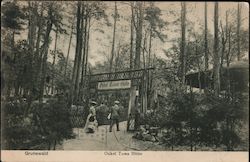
[225,22,232,94]
[51,29,58,94]
[37,2,66,100]
[142,29,147,69]
[71,2,82,103]
[30,2,46,100]
[78,5,88,100]
[64,18,74,77]
[1,1,26,97]
[220,11,229,70]
[213,2,220,95]
[204,2,209,90]
[75,2,86,101]
[109,1,118,73]
[237,2,241,61]
[130,2,134,70]
[27,2,37,54]
[135,2,143,69]
[20,1,38,97]
[39,4,54,100]
[72,2,85,103]
[84,17,91,75]
[71,2,108,103]
[180,2,186,84]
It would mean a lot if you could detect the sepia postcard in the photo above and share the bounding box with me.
[1,1,249,162]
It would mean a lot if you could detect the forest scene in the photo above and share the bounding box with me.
[1,1,249,151]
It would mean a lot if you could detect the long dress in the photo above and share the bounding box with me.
[84,106,98,133]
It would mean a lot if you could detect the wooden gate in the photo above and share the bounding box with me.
[81,68,154,131]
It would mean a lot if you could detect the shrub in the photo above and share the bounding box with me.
[2,96,74,150]
[140,89,248,151]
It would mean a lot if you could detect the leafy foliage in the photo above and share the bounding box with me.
[1,1,26,30]
[2,96,74,150]
[140,87,248,150]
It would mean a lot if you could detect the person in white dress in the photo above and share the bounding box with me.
[84,101,98,133]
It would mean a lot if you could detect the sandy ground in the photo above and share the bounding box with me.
[57,121,166,151]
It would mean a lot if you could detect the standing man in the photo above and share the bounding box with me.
[109,100,121,132]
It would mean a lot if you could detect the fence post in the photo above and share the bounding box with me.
[105,125,108,148]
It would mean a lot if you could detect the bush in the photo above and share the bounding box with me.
[139,89,248,151]
[2,96,74,150]
[35,97,74,150]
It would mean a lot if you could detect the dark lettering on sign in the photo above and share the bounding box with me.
[98,80,131,90]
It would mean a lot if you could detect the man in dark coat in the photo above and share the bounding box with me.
[109,100,121,132]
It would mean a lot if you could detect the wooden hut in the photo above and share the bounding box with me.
[185,61,249,93]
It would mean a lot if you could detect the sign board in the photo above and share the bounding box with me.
[97,80,131,90]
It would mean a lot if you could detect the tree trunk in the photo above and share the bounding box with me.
[114,41,121,72]
[53,140,57,150]
[12,30,15,63]
[220,11,229,70]
[74,2,85,102]
[147,28,152,108]
[84,17,91,76]
[148,28,152,68]
[27,1,37,52]
[25,2,36,98]
[71,2,81,89]
[37,3,46,78]
[142,27,148,112]
[71,2,83,104]
[39,17,53,101]
[48,142,51,150]
[34,3,44,67]
[204,2,209,91]
[28,3,43,106]
[64,18,74,77]
[213,2,220,95]
[226,28,232,94]
[79,11,88,100]
[109,1,118,73]
[219,12,230,92]
[220,26,226,70]
[180,2,186,84]
[204,2,208,71]
[135,2,143,69]
[142,31,147,69]
[237,2,241,61]
[130,2,134,70]
[51,29,58,95]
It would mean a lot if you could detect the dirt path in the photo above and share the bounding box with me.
[57,121,166,151]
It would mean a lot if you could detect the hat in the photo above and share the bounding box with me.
[90,101,97,105]
[114,100,120,104]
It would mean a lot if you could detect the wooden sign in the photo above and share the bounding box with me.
[97,80,131,90]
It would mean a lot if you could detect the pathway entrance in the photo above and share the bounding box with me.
[82,68,154,131]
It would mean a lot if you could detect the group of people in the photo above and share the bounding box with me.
[84,100,122,133]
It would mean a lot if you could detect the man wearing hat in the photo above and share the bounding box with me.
[109,100,121,132]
